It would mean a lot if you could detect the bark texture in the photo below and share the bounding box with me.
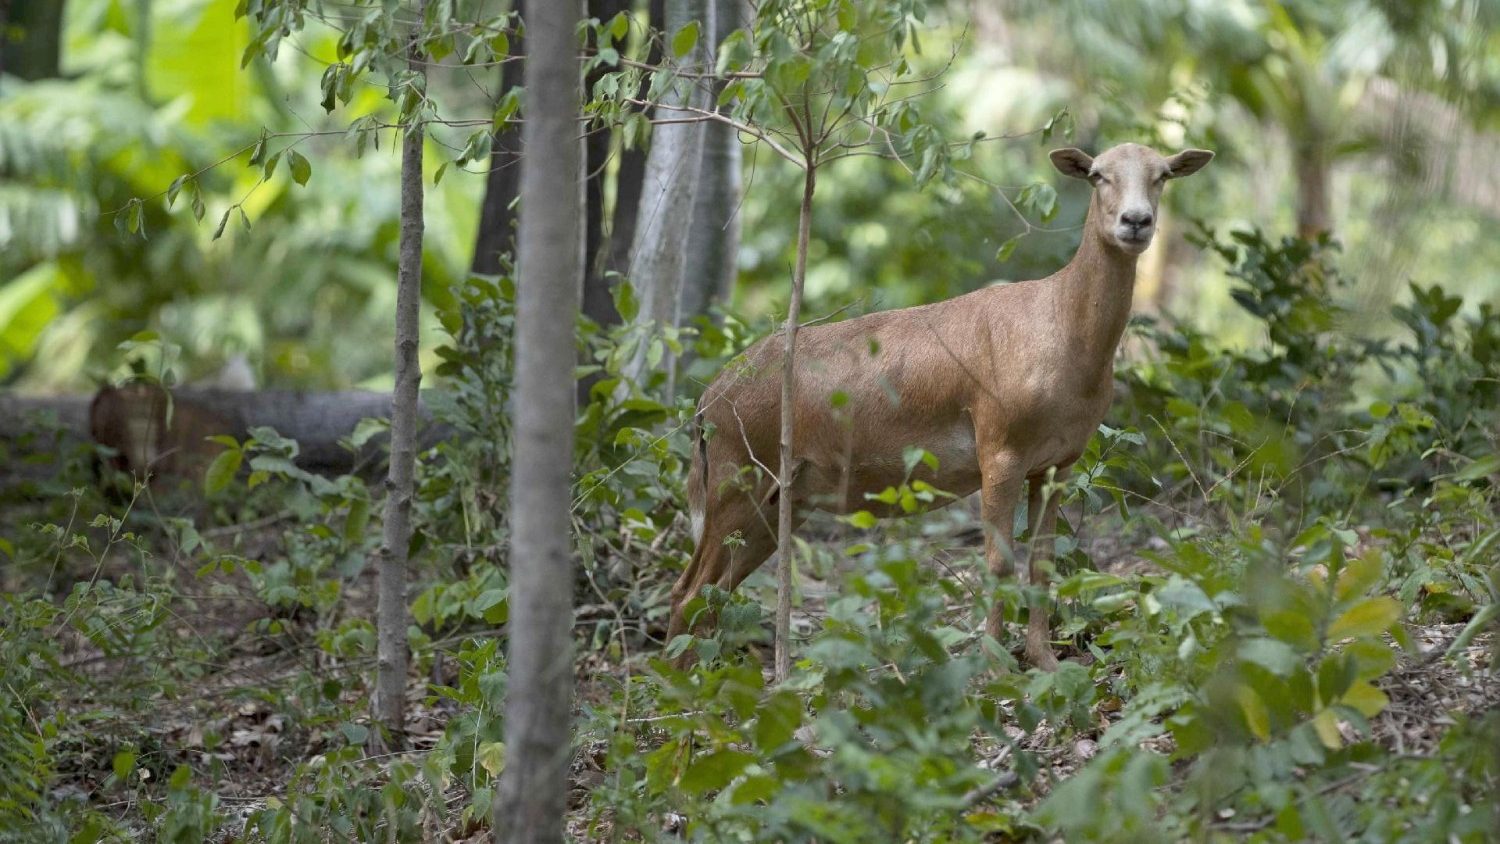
[472,0,526,276]
[494,0,582,840]
[1,0,66,82]
[1294,140,1332,240]
[623,0,713,386]
[374,11,428,743]
[677,0,745,324]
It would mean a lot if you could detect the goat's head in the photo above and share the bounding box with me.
[1049,143,1214,256]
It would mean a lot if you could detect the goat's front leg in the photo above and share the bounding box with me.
[1023,469,1068,671]
[979,453,1025,644]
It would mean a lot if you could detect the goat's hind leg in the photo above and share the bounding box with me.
[979,453,1025,644]
[1022,470,1067,671]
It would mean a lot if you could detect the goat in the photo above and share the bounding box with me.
[667,143,1214,669]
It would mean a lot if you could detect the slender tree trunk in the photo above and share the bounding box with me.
[373,4,428,744]
[775,163,815,682]
[591,0,662,328]
[622,0,712,389]
[472,0,526,276]
[678,0,744,324]
[494,0,581,840]
[579,0,637,330]
[1,0,66,84]
[1294,140,1332,240]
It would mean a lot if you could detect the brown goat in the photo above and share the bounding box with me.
[667,143,1214,669]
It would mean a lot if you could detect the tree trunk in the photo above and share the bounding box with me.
[494,0,581,841]
[472,0,526,276]
[775,163,815,682]
[603,0,661,302]
[374,7,428,745]
[0,0,66,84]
[622,0,713,389]
[579,0,635,331]
[1294,141,1332,240]
[677,0,744,324]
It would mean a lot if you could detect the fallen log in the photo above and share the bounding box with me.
[1,386,445,491]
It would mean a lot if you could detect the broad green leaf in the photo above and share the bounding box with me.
[343,497,370,544]
[1235,685,1270,741]
[112,750,136,781]
[204,448,243,495]
[477,741,506,776]
[1238,637,1300,676]
[1327,597,1401,640]
[995,234,1022,263]
[679,748,753,795]
[1263,609,1318,651]
[664,634,694,659]
[671,21,700,58]
[1338,680,1389,718]
[289,150,312,186]
[1334,550,1383,601]
[1311,708,1343,749]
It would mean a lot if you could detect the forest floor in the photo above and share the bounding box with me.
[31,495,1497,842]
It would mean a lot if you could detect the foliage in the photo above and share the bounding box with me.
[2,0,1500,840]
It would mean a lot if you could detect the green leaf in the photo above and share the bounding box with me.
[1452,453,1500,484]
[671,21,700,58]
[995,234,1023,263]
[112,750,137,781]
[204,448,243,495]
[340,722,368,745]
[474,588,509,624]
[289,150,312,186]
[213,208,233,240]
[1327,597,1401,640]
[1235,685,1271,741]
[343,497,370,544]
[1335,550,1384,601]
[1238,637,1300,676]
[664,634,694,659]
[1263,609,1318,651]
[477,741,506,776]
[679,748,753,795]
[844,510,877,529]
[1338,680,1388,718]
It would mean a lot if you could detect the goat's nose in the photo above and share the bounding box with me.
[1121,210,1154,228]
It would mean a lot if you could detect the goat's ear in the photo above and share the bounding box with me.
[1049,148,1094,180]
[1166,149,1214,179]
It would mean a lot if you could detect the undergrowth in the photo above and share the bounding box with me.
[1,230,1496,842]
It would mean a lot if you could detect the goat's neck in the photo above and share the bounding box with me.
[1053,202,1138,373]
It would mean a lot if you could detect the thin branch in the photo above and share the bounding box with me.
[624,98,805,168]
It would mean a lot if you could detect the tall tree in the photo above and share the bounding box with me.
[373,0,429,743]
[0,0,66,84]
[472,0,526,277]
[494,0,582,840]
[621,0,714,387]
[677,0,745,324]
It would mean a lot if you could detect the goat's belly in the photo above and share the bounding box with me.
[802,420,983,512]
